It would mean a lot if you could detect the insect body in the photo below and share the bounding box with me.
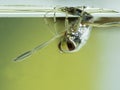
[58,24,92,53]
[3,6,119,61]
[58,6,93,52]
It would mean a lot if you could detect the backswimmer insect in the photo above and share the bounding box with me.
[1,5,119,61]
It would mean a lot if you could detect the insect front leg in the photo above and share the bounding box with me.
[53,7,58,35]
[65,10,69,32]
[44,7,60,36]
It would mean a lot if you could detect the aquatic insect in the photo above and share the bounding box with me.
[1,5,119,61]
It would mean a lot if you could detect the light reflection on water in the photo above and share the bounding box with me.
[0,18,120,90]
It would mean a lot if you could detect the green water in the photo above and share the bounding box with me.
[0,18,120,90]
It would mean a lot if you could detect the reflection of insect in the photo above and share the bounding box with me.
[2,6,119,61]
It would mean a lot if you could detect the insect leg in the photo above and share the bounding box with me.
[53,7,58,35]
[44,11,56,35]
[13,34,62,62]
[65,10,69,32]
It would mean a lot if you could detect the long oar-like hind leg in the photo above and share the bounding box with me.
[13,35,62,62]
[13,8,64,62]
[13,7,67,62]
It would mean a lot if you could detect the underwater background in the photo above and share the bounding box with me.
[0,17,120,90]
[0,0,120,90]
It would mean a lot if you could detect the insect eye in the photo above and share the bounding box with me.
[58,39,76,52]
[58,36,82,53]
[66,40,76,51]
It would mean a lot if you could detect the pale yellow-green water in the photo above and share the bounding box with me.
[0,18,120,90]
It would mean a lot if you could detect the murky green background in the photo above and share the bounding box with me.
[0,18,120,90]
